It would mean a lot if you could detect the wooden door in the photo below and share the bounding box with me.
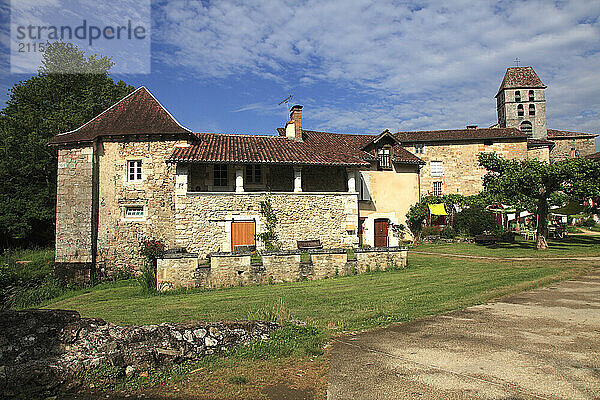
[374,219,389,247]
[231,221,255,251]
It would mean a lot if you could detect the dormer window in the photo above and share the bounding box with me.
[515,90,521,102]
[529,104,535,116]
[529,90,534,101]
[378,146,392,170]
[517,104,524,116]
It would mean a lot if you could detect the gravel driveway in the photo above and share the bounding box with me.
[328,269,600,400]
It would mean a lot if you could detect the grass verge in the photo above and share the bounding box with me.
[412,235,600,258]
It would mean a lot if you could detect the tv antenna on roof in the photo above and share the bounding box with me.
[278,94,294,114]
[514,57,520,67]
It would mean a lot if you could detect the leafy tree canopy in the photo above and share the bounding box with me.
[478,152,600,250]
[0,42,133,248]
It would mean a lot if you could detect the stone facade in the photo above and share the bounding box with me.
[497,88,547,139]
[95,139,187,274]
[550,137,596,161]
[156,247,408,290]
[407,139,529,196]
[55,145,95,281]
[526,146,550,162]
[174,191,358,257]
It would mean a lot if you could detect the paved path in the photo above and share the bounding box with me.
[328,269,600,400]
[410,251,600,261]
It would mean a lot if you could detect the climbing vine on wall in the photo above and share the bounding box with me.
[257,197,280,251]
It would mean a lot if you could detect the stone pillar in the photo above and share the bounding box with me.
[347,168,357,193]
[294,167,302,192]
[235,166,244,193]
[175,164,188,195]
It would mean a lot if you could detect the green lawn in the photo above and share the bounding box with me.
[412,235,600,258]
[46,255,585,331]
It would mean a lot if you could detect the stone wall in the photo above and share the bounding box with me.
[95,139,187,274]
[407,139,528,196]
[0,309,278,398]
[550,137,596,161]
[174,192,358,256]
[526,146,550,162]
[156,247,408,290]
[54,145,95,281]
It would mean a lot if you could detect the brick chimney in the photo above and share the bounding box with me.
[285,105,303,140]
[466,125,478,130]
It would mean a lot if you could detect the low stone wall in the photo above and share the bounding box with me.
[0,309,278,398]
[157,247,408,290]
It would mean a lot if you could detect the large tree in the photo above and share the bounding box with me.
[0,42,133,249]
[478,153,600,250]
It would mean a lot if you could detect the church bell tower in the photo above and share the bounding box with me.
[495,66,548,139]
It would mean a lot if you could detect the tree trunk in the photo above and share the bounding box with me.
[536,196,549,250]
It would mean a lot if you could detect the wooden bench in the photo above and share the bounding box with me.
[297,239,323,250]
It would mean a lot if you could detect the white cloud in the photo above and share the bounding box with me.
[153,0,600,134]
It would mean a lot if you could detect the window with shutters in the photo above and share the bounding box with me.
[377,147,392,170]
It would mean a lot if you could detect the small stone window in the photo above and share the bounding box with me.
[430,161,443,177]
[515,90,521,102]
[213,164,228,187]
[125,206,144,219]
[433,181,443,196]
[414,143,424,154]
[529,90,534,101]
[127,160,142,182]
[517,104,524,117]
[245,165,262,184]
[529,104,535,116]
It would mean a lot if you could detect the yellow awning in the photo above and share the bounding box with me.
[428,203,447,216]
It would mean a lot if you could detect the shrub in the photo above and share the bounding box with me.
[579,217,597,228]
[421,226,441,237]
[453,207,498,236]
[440,225,456,239]
[140,239,165,260]
[137,263,157,295]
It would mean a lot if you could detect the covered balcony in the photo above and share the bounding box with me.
[177,162,360,194]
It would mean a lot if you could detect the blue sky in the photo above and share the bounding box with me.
[1,0,599,147]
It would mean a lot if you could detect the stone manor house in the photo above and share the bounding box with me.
[49,66,596,277]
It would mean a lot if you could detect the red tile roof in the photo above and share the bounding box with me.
[392,127,528,143]
[547,129,597,139]
[48,87,193,145]
[496,66,546,97]
[167,130,423,166]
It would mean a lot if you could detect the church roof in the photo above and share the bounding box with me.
[48,87,193,145]
[547,129,597,139]
[495,66,546,97]
[392,127,528,143]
